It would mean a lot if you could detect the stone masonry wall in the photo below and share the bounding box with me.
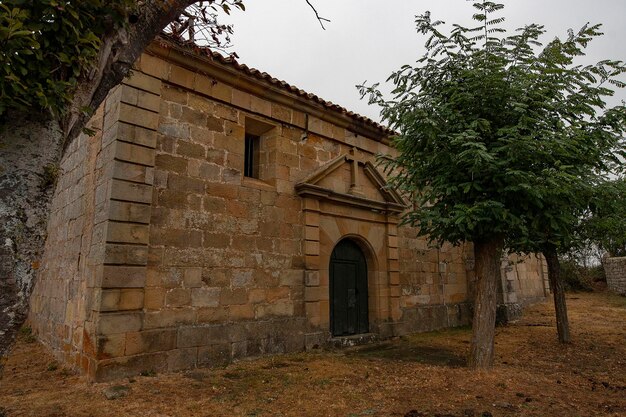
[33,40,550,380]
[500,253,548,305]
[396,232,473,334]
[604,257,626,295]
[29,107,105,372]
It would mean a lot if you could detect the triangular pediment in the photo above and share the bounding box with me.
[295,151,406,213]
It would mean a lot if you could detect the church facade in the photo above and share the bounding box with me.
[28,37,549,381]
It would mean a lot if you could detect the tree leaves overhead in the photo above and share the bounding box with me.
[0,0,136,118]
[358,0,626,249]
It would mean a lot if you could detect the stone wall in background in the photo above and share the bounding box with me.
[604,257,626,295]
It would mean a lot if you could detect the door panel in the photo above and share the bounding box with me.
[330,240,368,337]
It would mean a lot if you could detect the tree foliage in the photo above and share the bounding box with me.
[0,0,243,120]
[584,178,626,257]
[359,0,626,365]
[0,0,135,117]
[359,0,626,250]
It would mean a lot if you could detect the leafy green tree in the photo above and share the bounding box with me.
[584,178,626,257]
[360,1,626,368]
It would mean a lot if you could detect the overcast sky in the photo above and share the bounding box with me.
[221,0,626,123]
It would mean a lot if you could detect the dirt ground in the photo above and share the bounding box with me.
[1,292,624,417]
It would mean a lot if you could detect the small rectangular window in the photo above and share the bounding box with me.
[244,133,260,178]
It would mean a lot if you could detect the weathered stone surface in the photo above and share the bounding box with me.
[604,257,626,295]
[30,46,549,383]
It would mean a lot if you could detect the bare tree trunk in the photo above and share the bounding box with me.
[468,235,504,369]
[543,245,571,344]
[0,112,64,373]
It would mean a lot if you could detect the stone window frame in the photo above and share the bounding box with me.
[242,116,277,187]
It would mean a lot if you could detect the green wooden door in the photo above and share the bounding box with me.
[330,240,368,336]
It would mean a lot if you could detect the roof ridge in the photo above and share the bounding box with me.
[157,33,393,136]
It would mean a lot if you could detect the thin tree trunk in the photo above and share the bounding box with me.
[468,235,505,369]
[543,245,571,343]
[0,112,63,374]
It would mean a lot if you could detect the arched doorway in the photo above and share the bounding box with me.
[330,239,368,336]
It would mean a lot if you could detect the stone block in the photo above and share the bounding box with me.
[197,306,228,323]
[108,122,157,149]
[155,154,188,174]
[123,71,161,95]
[167,347,197,371]
[118,102,159,130]
[121,86,161,113]
[110,179,153,204]
[305,240,320,256]
[197,343,230,367]
[191,287,221,307]
[231,270,253,287]
[305,271,320,287]
[144,287,165,310]
[101,265,146,288]
[176,140,206,160]
[115,141,155,166]
[100,289,121,312]
[305,255,320,270]
[250,95,271,116]
[305,302,321,326]
[169,64,196,89]
[106,222,150,245]
[267,287,290,302]
[305,226,319,241]
[136,53,170,80]
[229,304,255,320]
[108,200,151,224]
[304,286,324,302]
[125,329,177,356]
[232,89,251,110]
[305,211,320,227]
[111,160,153,185]
[177,326,210,348]
[143,308,196,330]
[151,228,202,248]
[248,288,266,304]
[98,312,143,335]
[168,173,205,194]
[220,288,247,306]
[255,301,294,318]
[183,267,203,288]
[211,82,233,103]
[271,103,291,123]
[279,270,304,287]
[165,288,191,307]
[97,334,126,359]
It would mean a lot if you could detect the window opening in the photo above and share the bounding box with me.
[244,133,260,178]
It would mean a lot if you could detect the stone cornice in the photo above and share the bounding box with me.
[145,38,391,144]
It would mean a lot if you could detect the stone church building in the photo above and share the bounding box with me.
[28,37,549,380]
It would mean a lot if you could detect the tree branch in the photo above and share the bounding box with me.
[305,0,330,30]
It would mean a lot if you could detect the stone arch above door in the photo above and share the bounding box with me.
[296,150,405,343]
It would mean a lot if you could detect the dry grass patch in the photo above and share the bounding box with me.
[1,292,624,417]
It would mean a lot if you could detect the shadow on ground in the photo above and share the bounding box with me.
[347,340,466,367]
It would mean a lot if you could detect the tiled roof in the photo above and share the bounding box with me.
[158,34,394,136]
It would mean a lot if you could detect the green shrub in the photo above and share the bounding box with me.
[559,259,593,292]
